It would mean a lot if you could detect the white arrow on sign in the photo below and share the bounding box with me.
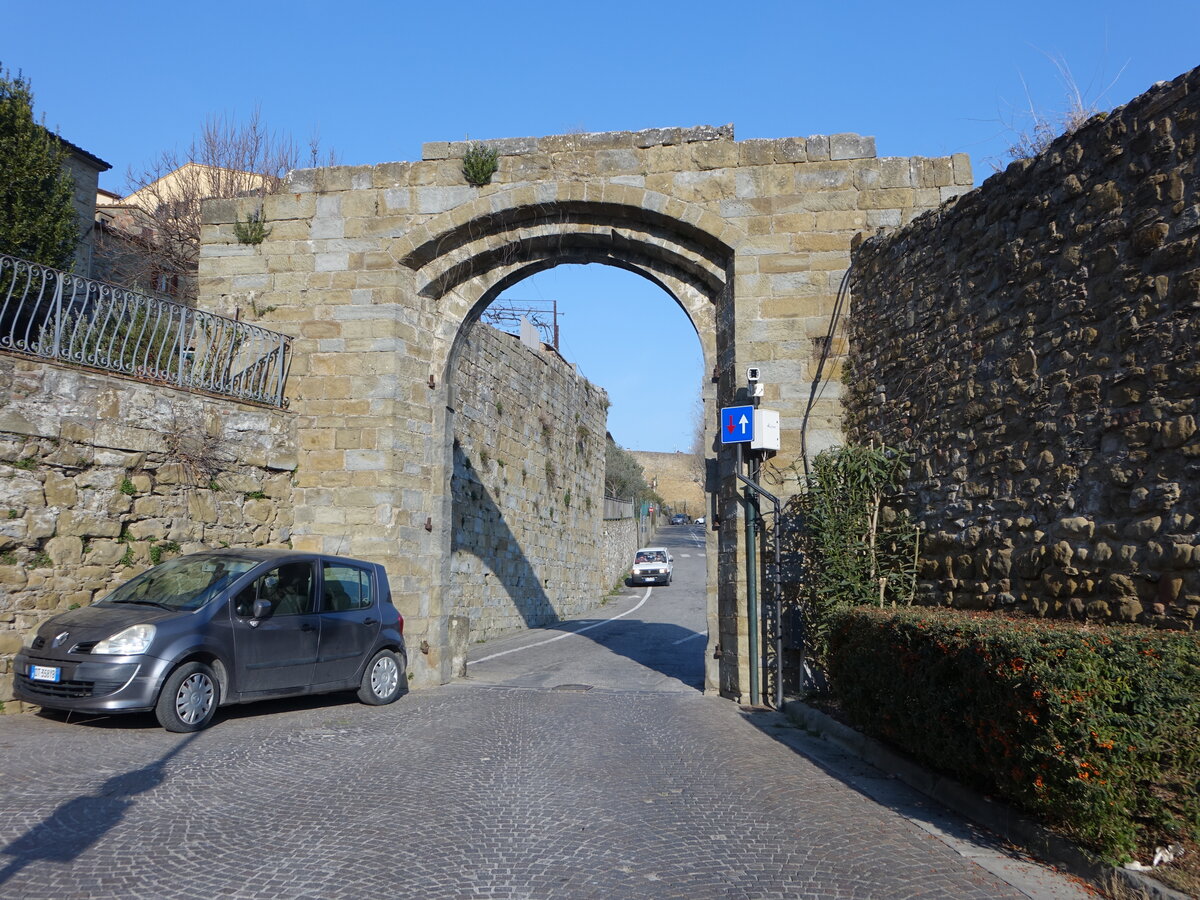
[737,414,749,434]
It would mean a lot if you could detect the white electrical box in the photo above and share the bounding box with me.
[751,409,780,451]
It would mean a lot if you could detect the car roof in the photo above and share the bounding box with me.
[635,547,669,553]
[181,548,382,568]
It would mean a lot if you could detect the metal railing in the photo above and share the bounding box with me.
[0,253,291,407]
[603,496,634,520]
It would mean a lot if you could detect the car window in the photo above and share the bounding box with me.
[233,562,314,618]
[102,555,257,611]
[322,562,373,612]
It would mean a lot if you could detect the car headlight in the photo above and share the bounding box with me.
[93,624,156,655]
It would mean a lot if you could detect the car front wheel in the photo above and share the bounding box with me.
[156,661,220,732]
[358,649,407,705]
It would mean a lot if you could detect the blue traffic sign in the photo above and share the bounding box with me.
[720,405,755,444]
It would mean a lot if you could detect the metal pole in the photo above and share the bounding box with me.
[735,461,783,709]
[739,442,760,706]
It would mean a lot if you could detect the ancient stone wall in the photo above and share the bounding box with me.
[602,516,639,593]
[0,357,296,709]
[848,68,1200,627]
[449,324,608,640]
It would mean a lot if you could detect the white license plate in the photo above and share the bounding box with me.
[30,665,61,683]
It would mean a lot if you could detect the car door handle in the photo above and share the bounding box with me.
[362,618,378,626]
[300,623,316,632]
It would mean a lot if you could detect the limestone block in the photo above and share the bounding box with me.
[0,565,27,589]
[25,509,56,540]
[46,535,83,566]
[57,510,120,538]
[127,520,167,541]
[86,540,128,566]
[738,139,777,166]
[243,499,275,524]
[805,135,830,161]
[187,491,219,524]
[691,141,739,171]
[829,134,876,160]
[0,471,44,510]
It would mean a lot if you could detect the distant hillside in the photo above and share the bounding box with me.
[631,450,705,518]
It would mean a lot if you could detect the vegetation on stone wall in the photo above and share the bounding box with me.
[787,444,920,671]
[828,606,1200,864]
[233,208,271,245]
[0,64,77,269]
[461,141,499,187]
[120,108,335,302]
[605,437,661,508]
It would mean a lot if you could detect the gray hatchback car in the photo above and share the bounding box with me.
[14,549,407,732]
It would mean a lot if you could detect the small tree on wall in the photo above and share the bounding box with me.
[0,64,78,269]
[788,443,921,674]
[119,108,334,301]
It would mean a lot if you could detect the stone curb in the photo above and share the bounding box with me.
[782,700,1190,900]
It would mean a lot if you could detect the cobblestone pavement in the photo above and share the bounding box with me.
[0,531,1093,899]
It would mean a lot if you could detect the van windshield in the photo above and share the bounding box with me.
[101,555,259,611]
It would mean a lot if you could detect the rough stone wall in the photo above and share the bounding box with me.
[848,68,1200,627]
[195,122,970,696]
[0,357,296,709]
[449,325,607,640]
[602,517,639,593]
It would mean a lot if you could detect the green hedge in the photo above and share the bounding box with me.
[827,607,1200,862]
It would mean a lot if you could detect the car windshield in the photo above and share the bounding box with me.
[100,555,259,611]
[636,551,666,564]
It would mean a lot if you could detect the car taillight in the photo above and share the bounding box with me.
[397,614,404,636]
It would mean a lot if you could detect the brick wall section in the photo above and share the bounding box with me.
[848,67,1200,627]
[449,325,608,640]
[0,357,296,709]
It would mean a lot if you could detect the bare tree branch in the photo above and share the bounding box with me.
[108,108,335,302]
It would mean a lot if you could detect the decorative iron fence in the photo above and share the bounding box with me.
[0,253,290,407]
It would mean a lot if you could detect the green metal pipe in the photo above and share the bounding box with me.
[745,484,759,706]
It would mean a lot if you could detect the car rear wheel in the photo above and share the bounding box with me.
[358,649,407,705]
[156,661,220,732]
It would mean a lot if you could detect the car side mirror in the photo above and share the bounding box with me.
[252,599,273,620]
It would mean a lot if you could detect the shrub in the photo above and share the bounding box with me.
[461,141,499,186]
[787,444,920,673]
[828,606,1200,862]
[233,207,271,245]
[148,540,181,566]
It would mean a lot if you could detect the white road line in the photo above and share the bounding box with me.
[671,631,706,646]
[467,587,654,665]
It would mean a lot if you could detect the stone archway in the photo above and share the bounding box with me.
[198,126,971,699]
[399,186,733,692]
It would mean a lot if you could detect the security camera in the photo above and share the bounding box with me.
[747,367,761,383]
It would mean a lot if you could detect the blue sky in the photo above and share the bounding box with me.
[5,1,1197,451]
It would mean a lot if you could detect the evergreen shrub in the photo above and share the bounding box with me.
[828,606,1200,862]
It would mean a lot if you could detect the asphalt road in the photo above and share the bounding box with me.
[0,524,1093,899]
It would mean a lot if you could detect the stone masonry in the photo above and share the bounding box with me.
[449,323,608,641]
[0,356,296,709]
[848,68,1200,627]
[196,124,969,696]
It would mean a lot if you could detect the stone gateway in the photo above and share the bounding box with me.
[191,125,970,697]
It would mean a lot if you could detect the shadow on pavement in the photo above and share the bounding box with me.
[507,616,705,690]
[0,732,199,887]
[739,708,1087,894]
